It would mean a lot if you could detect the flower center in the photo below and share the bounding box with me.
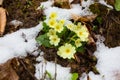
[50,21,54,26]
[53,38,57,41]
[79,31,83,36]
[56,25,60,30]
[65,49,70,54]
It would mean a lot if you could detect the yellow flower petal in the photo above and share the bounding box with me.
[57,43,76,59]
[75,39,82,47]
[50,12,57,19]
[48,19,57,28]
[54,23,64,33]
[76,25,89,41]
[59,19,65,25]
[66,23,75,31]
[49,35,60,46]
[47,29,56,36]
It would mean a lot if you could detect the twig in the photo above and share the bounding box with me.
[19,59,38,80]
[54,56,57,80]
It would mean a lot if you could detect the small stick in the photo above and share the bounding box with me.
[54,57,57,80]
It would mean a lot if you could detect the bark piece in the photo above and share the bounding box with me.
[0,7,6,36]
[0,59,19,80]
[54,0,71,9]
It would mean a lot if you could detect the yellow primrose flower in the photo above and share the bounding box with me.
[54,23,64,33]
[77,22,82,28]
[72,25,81,32]
[75,39,82,47]
[59,19,65,25]
[49,35,60,46]
[73,22,82,32]
[66,23,75,31]
[76,26,89,41]
[50,12,57,19]
[57,43,76,59]
[47,29,56,36]
[48,19,57,28]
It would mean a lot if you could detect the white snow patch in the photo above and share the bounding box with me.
[39,0,53,9]
[94,42,120,80]
[35,53,71,80]
[99,0,113,9]
[80,36,120,80]
[42,0,94,20]
[80,72,104,80]
[0,23,43,64]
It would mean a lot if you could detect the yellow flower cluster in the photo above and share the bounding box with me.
[67,22,89,42]
[47,12,65,46]
[46,12,89,59]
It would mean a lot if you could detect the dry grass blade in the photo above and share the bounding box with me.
[87,75,91,80]
[0,7,6,36]
[0,60,19,80]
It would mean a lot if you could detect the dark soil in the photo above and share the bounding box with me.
[3,0,46,34]
[103,10,120,47]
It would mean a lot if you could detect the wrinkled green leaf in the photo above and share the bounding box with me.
[71,73,79,80]
[115,0,120,11]
[42,22,49,32]
[36,34,51,47]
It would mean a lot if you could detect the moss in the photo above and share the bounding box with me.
[89,3,109,16]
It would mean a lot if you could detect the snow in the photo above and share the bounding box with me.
[80,72,104,80]
[35,52,71,80]
[80,36,120,80]
[0,23,43,64]
[41,0,94,20]
[99,0,113,9]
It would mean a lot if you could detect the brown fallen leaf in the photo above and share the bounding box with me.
[0,7,7,36]
[0,59,19,80]
[88,36,96,45]
[0,0,3,5]
[71,14,97,22]
[54,0,71,9]
[71,0,83,5]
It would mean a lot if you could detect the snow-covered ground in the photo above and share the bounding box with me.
[0,0,119,80]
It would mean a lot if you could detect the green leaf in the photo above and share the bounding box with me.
[96,17,102,24]
[76,46,85,53]
[115,0,120,11]
[71,73,79,80]
[46,71,54,80]
[42,22,49,32]
[57,26,67,38]
[36,34,51,47]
